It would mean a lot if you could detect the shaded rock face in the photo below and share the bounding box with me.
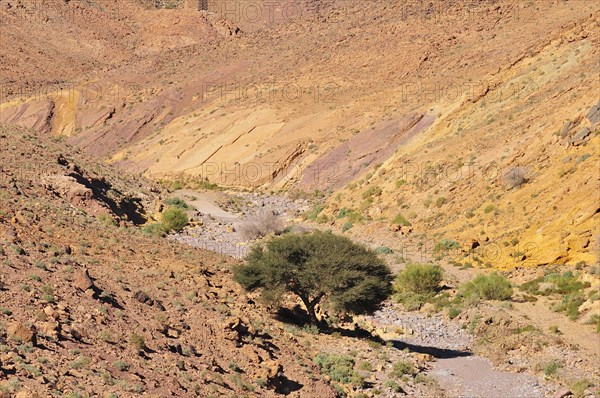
[40,154,148,224]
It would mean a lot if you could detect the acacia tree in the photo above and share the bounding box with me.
[233,231,393,327]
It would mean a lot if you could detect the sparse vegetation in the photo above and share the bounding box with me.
[240,210,284,239]
[314,353,364,386]
[113,360,129,371]
[389,360,415,378]
[70,356,91,370]
[394,263,443,310]
[361,185,382,199]
[459,272,512,301]
[341,222,353,232]
[142,222,167,237]
[543,360,562,377]
[303,204,324,221]
[391,213,411,226]
[98,213,118,226]
[502,166,529,188]
[129,334,146,350]
[164,197,189,210]
[571,379,595,398]
[161,207,188,232]
[433,239,460,253]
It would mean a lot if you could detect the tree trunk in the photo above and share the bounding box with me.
[300,293,324,328]
[306,302,319,326]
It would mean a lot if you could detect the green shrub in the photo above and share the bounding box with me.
[304,204,324,221]
[98,213,117,227]
[357,361,372,372]
[337,208,350,219]
[543,360,562,377]
[170,180,183,190]
[130,334,146,350]
[314,353,363,386]
[447,307,461,319]
[389,360,415,378]
[484,204,498,214]
[545,271,590,294]
[571,379,594,398]
[520,277,544,295]
[391,213,411,226]
[395,264,443,295]
[70,356,90,369]
[514,324,537,334]
[394,263,443,310]
[460,273,512,301]
[361,186,382,199]
[384,379,403,392]
[585,314,600,333]
[549,325,561,334]
[434,239,460,252]
[435,197,447,208]
[161,208,188,232]
[164,197,189,210]
[341,222,353,232]
[346,210,364,224]
[113,360,129,371]
[142,223,167,237]
[552,292,585,320]
[375,246,393,254]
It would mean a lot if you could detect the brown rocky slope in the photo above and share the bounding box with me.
[0,126,336,397]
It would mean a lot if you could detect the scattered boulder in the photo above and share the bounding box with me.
[569,128,592,146]
[223,317,250,342]
[414,353,435,362]
[37,321,60,339]
[7,322,37,345]
[258,360,283,384]
[15,391,40,398]
[0,225,17,244]
[166,327,180,339]
[468,239,480,250]
[73,269,94,291]
[560,120,574,137]
[133,290,154,306]
[553,387,572,398]
[587,101,600,125]
[154,300,166,311]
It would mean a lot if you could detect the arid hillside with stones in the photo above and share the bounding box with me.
[1,0,598,267]
[1,1,599,398]
[0,127,345,397]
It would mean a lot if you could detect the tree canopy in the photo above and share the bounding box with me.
[233,231,393,326]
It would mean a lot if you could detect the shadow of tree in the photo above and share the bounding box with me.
[390,340,472,359]
[273,375,303,395]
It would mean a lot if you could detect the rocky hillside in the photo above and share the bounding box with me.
[0,127,337,397]
[322,14,600,268]
[1,0,598,267]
